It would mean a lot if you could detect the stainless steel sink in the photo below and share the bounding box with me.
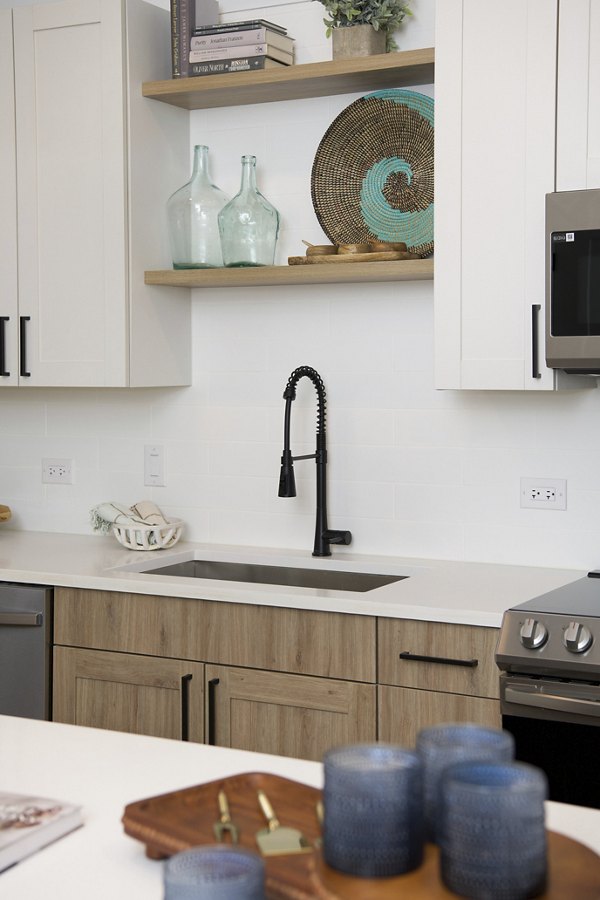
[142,559,406,593]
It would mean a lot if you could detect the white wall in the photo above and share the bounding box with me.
[2,0,600,571]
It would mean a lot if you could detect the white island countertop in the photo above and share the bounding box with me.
[0,529,585,626]
[0,715,598,899]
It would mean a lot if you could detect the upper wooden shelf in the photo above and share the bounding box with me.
[142,48,435,110]
[145,259,433,289]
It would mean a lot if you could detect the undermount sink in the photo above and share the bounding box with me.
[141,558,407,593]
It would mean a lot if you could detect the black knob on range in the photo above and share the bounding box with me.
[519,617,548,650]
[563,621,593,654]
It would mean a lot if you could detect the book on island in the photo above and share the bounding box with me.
[192,18,287,36]
[189,44,293,65]
[0,792,83,872]
[189,56,286,76]
[190,27,294,53]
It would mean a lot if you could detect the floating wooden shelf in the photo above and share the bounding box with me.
[144,259,434,289]
[142,48,435,110]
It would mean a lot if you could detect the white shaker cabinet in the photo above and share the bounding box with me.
[556,0,600,191]
[1,0,191,387]
[434,0,589,391]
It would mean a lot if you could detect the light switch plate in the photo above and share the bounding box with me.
[144,445,165,486]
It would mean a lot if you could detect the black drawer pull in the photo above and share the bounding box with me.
[180,674,193,741]
[0,317,9,376]
[20,316,31,377]
[399,651,478,669]
[207,677,220,746]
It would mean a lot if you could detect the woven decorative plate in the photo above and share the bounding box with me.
[311,89,434,258]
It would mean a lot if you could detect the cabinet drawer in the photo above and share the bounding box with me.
[54,588,376,682]
[378,685,501,748]
[378,618,500,699]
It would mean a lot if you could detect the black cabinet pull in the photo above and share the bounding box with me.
[19,316,31,377]
[0,317,9,376]
[180,674,193,741]
[531,304,542,379]
[399,651,478,669]
[207,677,220,745]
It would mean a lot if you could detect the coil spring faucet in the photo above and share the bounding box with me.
[278,366,352,557]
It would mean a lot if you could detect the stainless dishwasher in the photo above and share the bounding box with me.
[0,583,52,720]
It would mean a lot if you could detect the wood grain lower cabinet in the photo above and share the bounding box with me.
[53,647,204,742]
[205,664,376,762]
[378,685,501,747]
[377,617,501,741]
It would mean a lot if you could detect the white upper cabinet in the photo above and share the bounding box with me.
[434,0,592,391]
[0,9,18,386]
[556,0,600,191]
[2,0,191,387]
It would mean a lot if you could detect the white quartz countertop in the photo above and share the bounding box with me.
[0,715,598,899]
[0,529,585,626]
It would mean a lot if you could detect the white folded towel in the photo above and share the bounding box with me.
[90,500,169,535]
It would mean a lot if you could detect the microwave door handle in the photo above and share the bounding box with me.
[504,685,600,719]
[531,304,542,380]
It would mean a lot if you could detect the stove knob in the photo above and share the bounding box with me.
[519,617,548,649]
[563,621,593,654]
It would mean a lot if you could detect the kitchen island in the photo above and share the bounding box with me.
[0,715,599,899]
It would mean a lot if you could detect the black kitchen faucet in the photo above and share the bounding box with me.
[278,366,352,557]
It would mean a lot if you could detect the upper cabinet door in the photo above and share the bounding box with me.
[557,0,600,191]
[12,0,127,387]
[434,0,564,391]
[0,9,18,387]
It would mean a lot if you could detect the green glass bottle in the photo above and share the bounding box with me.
[167,145,229,268]
[218,155,280,267]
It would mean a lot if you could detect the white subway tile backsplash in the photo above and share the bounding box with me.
[2,0,599,570]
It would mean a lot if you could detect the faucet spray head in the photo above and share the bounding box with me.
[278,451,296,497]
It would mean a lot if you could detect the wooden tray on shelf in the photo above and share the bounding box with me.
[288,251,419,265]
[122,772,600,899]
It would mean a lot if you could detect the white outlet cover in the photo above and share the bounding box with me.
[42,458,73,484]
[520,477,567,510]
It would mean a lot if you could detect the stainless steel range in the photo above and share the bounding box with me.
[496,573,600,809]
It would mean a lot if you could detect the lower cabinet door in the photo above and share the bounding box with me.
[53,647,204,742]
[206,664,376,762]
[378,685,501,747]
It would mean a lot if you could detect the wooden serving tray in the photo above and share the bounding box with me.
[0,505,11,522]
[288,251,419,265]
[122,772,600,899]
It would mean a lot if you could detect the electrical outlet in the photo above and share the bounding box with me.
[520,477,566,510]
[42,458,73,484]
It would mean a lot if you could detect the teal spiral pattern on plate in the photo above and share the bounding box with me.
[310,89,434,257]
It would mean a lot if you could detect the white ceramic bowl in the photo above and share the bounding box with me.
[112,518,183,551]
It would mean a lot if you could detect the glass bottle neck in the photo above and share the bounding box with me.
[239,155,257,193]
[192,145,211,183]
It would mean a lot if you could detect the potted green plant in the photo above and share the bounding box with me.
[315,0,412,58]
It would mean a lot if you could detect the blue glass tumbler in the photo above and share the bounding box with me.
[416,723,515,843]
[322,743,424,878]
[163,845,265,900]
[440,761,548,900]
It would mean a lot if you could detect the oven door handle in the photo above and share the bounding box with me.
[0,611,43,626]
[504,685,600,719]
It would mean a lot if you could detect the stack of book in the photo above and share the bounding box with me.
[188,19,294,77]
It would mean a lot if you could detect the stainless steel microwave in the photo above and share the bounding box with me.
[546,189,600,373]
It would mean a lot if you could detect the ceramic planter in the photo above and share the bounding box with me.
[332,23,386,59]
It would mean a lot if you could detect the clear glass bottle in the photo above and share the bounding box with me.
[166,145,229,268]
[218,155,280,267]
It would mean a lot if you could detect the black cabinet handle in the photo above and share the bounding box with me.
[180,674,193,741]
[399,651,478,669]
[19,316,31,377]
[0,317,9,376]
[531,304,542,379]
[207,677,220,746]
